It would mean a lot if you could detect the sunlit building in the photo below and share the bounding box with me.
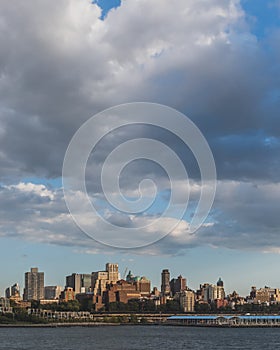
[23,267,44,301]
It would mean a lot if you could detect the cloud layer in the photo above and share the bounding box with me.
[0,0,280,255]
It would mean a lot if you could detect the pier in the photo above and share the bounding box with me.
[167,315,280,327]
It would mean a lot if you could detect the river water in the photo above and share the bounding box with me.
[0,325,280,349]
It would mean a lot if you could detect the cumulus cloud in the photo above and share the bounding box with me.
[0,0,280,255]
[0,180,279,255]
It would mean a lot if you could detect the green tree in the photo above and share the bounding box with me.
[195,303,211,314]
[166,300,181,312]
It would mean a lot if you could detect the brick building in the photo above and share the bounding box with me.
[104,280,141,304]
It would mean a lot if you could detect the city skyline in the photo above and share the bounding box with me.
[2,262,280,300]
[0,1,280,300]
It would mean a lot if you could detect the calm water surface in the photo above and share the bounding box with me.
[0,325,280,350]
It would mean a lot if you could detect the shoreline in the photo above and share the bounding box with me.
[0,322,122,328]
[2,322,280,328]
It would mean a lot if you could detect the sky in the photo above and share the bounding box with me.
[0,0,280,297]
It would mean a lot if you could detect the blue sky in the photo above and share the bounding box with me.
[0,0,280,297]
[241,0,280,37]
[93,0,121,19]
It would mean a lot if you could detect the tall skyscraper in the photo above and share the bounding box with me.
[23,267,44,301]
[161,269,170,295]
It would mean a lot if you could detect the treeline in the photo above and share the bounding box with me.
[34,300,80,312]
[7,299,280,316]
[0,309,48,324]
[106,299,181,313]
[32,299,181,313]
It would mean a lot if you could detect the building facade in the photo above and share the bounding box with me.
[202,283,225,302]
[44,286,63,300]
[91,263,119,296]
[59,287,75,302]
[161,269,170,296]
[66,274,91,293]
[253,287,271,304]
[23,267,44,301]
[179,290,195,312]
[126,271,151,296]
[0,298,13,314]
[104,280,141,304]
[170,275,186,296]
[5,283,20,300]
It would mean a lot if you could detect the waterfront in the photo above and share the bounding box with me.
[0,326,280,349]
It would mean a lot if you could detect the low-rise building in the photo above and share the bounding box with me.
[59,287,75,302]
[126,271,151,296]
[0,297,13,313]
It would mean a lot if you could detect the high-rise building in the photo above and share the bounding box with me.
[179,290,195,312]
[5,288,11,299]
[66,274,81,293]
[44,286,63,300]
[91,263,119,296]
[23,267,44,301]
[66,273,92,293]
[11,283,20,296]
[81,274,92,292]
[5,283,21,300]
[253,287,271,304]
[202,283,225,302]
[161,269,170,296]
[106,263,119,282]
[170,275,186,296]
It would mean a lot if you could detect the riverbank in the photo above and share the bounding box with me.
[2,322,280,328]
[0,322,121,327]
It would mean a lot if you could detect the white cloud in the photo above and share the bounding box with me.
[0,0,279,255]
[0,179,279,255]
[7,182,55,200]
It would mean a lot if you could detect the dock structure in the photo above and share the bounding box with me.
[167,315,280,327]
